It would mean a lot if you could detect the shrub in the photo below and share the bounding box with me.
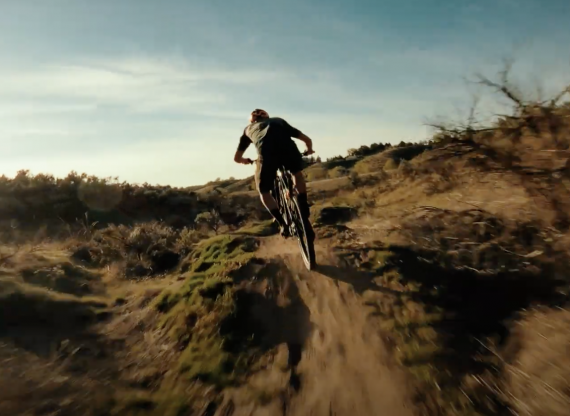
[353,159,373,174]
[383,159,398,171]
[329,166,348,179]
[195,210,223,234]
[353,156,388,174]
[305,166,328,182]
[397,159,415,177]
[176,228,208,251]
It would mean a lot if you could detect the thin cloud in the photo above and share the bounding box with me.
[0,56,291,114]
[0,102,96,117]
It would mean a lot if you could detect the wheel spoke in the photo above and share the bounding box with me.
[274,170,316,270]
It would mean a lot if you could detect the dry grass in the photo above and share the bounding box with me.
[333,230,566,416]
[500,308,570,416]
[0,218,291,416]
[0,343,116,416]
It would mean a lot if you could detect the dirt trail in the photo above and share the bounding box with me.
[223,238,415,416]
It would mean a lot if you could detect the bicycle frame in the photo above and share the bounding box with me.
[272,166,316,270]
[248,151,316,270]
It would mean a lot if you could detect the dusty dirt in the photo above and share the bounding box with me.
[220,237,415,416]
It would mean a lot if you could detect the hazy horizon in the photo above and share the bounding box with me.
[2,0,569,187]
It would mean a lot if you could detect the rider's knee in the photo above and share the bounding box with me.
[293,171,305,183]
[293,172,306,192]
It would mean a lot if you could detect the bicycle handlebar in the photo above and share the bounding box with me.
[246,150,315,165]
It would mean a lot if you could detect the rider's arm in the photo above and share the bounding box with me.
[295,132,314,153]
[278,118,314,153]
[234,149,251,164]
[234,132,252,164]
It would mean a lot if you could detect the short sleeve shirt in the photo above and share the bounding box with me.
[237,117,301,153]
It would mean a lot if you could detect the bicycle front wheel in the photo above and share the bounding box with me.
[290,196,316,271]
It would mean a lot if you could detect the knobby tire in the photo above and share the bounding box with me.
[273,171,316,271]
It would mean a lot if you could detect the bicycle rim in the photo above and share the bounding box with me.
[273,176,289,225]
[294,200,316,270]
[275,171,316,270]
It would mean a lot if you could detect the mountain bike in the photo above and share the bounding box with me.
[249,152,317,270]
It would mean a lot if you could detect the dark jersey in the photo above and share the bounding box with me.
[237,117,302,154]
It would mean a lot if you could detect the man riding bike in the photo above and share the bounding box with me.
[234,109,315,240]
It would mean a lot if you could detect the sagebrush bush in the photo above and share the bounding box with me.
[125,222,177,252]
[305,166,328,182]
[353,159,374,174]
[383,159,398,171]
[85,222,178,266]
[176,228,208,251]
[329,166,348,179]
[397,159,415,177]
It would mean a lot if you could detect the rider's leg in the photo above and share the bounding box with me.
[260,192,289,236]
[292,171,314,240]
[292,171,310,217]
[292,171,307,194]
[281,139,308,209]
[260,192,284,224]
[282,139,313,238]
[256,159,287,233]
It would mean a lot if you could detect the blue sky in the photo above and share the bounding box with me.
[1,0,569,186]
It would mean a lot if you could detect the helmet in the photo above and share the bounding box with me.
[249,108,269,123]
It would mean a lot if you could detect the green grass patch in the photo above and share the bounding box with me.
[187,234,257,276]
[234,220,277,237]
[153,289,184,313]
[178,335,234,384]
[152,234,262,387]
